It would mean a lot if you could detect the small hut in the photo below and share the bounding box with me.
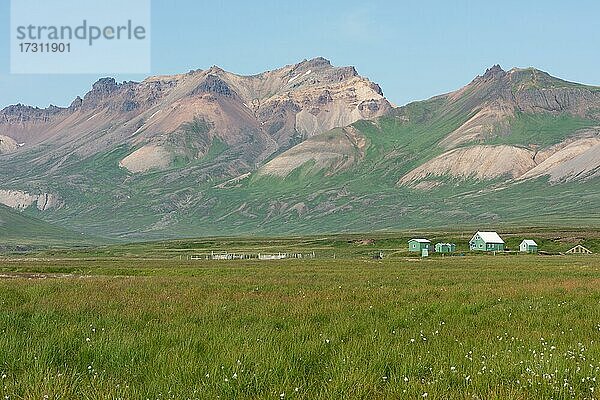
[435,243,456,253]
[519,240,538,253]
[408,239,431,252]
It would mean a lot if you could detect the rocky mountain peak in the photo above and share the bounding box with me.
[192,74,234,97]
[0,103,64,123]
[79,78,143,111]
[481,64,506,80]
[207,65,225,74]
[1,103,35,115]
[83,77,123,106]
[69,96,83,109]
[301,57,333,69]
[91,77,119,94]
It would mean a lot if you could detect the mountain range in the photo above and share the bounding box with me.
[1,58,599,240]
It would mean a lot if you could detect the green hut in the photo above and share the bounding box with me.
[408,239,431,252]
[435,243,456,253]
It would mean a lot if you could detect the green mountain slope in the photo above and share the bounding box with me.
[0,204,87,245]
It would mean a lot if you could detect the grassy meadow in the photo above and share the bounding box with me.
[0,234,599,399]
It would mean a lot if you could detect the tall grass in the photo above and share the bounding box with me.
[1,255,599,399]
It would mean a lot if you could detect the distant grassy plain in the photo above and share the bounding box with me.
[0,231,599,399]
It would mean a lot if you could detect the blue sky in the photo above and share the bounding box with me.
[1,0,599,108]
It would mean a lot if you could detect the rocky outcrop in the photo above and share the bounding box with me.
[79,78,153,112]
[398,145,537,185]
[0,135,18,153]
[400,135,600,187]
[0,104,64,124]
[191,75,234,97]
[513,87,600,118]
[439,100,515,149]
[257,127,367,178]
[89,77,120,96]
[518,137,600,183]
[119,145,173,173]
[0,190,62,211]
